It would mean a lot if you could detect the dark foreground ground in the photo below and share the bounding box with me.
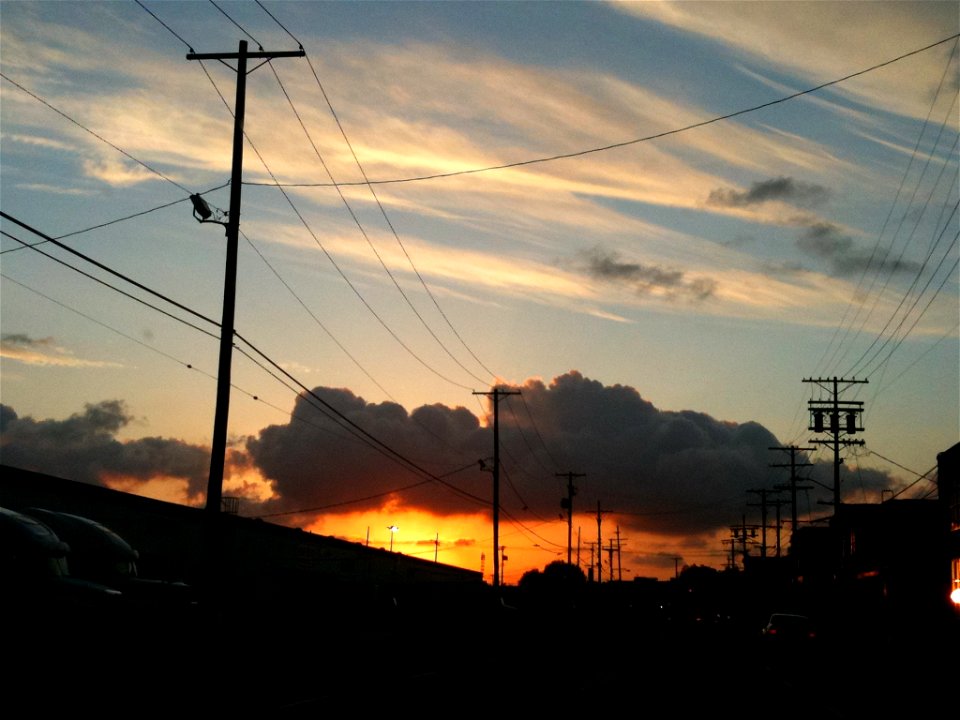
[7,590,957,718]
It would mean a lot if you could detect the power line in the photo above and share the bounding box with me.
[0,72,192,194]
[243,33,960,188]
[265,60,491,387]
[1,212,220,329]
[0,188,227,255]
[189,51,479,393]
[815,38,960,377]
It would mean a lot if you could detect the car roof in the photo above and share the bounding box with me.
[24,508,138,562]
[0,505,70,556]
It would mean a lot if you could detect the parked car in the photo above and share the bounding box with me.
[23,507,196,611]
[761,612,817,642]
[0,505,123,616]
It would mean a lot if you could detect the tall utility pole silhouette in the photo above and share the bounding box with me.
[557,472,585,565]
[596,501,604,583]
[747,489,773,558]
[187,41,304,513]
[770,445,814,533]
[769,498,785,557]
[593,502,614,582]
[803,377,867,508]
[473,387,520,588]
[606,539,616,582]
[730,515,759,568]
[614,526,624,581]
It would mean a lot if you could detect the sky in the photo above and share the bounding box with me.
[1,0,958,583]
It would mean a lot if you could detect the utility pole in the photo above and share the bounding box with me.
[614,526,624,582]
[747,489,773,558]
[187,41,304,514]
[596,501,603,583]
[803,377,867,508]
[770,445,814,533]
[576,527,582,570]
[769,498,785,557]
[557,472,585,565]
[730,515,759,569]
[473,387,520,589]
[606,539,616,582]
[585,542,597,582]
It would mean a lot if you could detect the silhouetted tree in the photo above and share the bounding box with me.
[518,561,586,612]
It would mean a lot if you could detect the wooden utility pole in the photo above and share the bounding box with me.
[186,41,304,514]
[557,472,585,565]
[473,387,520,588]
[803,377,867,508]
[596,501,603,583]
[747,488,773,558]
[770,445,814,532]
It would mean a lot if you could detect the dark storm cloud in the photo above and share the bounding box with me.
[246,387,492,517]
[578,247,717,300]
[797,222,921,277]
[3,377,901,542]
[0,401,208,500]
[242,372,896,539]
[708,176,830,208]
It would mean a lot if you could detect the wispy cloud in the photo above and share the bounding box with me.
[0,333,121,367]
[616,1,960,122]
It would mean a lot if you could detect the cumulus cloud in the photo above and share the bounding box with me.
[576,246,717,301]
[240,372,895,539]
[2,375,898,542]
[0,401,209,501]
[708,176,830,208]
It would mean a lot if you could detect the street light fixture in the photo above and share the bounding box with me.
[190,194,227,226]
[388,525,399,552]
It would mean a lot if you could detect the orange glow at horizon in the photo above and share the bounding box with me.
[106,469,729,584]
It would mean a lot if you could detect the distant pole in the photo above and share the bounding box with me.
[557,472,584,565]
[770,445,814,532]
[596,501,602,584]
[187,41,304,513]
[474,387,520,589]
[435,532,439,562]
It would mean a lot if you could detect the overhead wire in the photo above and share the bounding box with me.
[6,2,496,525]
[3,207,489,512]
[186,43,478,394]
[0,72,192,194]
[784,40,959,448]
[242,33,960,188]
[265,59,491,388]
[814,37,960,376]
[232,329,492,504]
[0,271,214,372]
[0,184,229,255]
[208,0,263,49]
[1,212,221,330]
[836,102,960,377]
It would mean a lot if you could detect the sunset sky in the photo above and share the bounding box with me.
[2,1,958,583]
